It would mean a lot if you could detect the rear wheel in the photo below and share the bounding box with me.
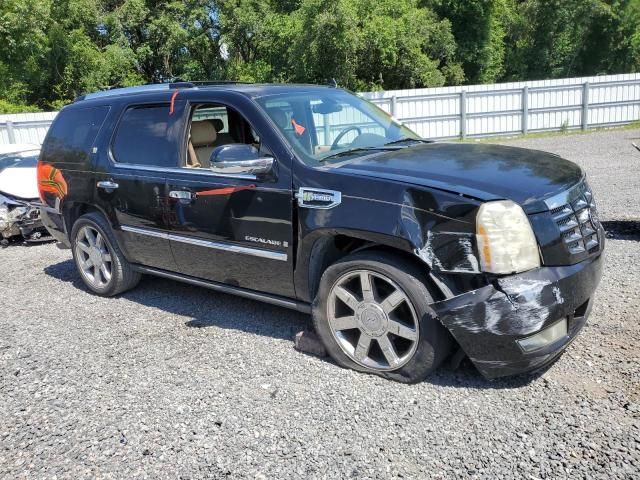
[312,251,451,383]
[71,212,141,296]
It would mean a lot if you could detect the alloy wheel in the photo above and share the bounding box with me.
[327,269,420,371]
[74,225,113,289]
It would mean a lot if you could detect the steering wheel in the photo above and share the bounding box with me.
[331,126,362,150]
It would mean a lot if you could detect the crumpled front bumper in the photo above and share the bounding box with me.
[0,194,45,240]
[432,253,604,379]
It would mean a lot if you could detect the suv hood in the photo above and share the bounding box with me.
[335,143,583,212]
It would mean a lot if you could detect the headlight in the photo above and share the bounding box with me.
[476,200,540,274]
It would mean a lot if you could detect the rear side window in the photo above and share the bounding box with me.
[41,106,109,164]
[112,105,177,167]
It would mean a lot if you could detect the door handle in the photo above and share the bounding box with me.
[97,180,119,190]
[169,190,196,202]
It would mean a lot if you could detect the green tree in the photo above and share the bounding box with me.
[578,0,640,75]
[428,0,512,84]
[0,0,50,105]
[352,0,464,89]
[0,0,638,111]
[501,0,640,80]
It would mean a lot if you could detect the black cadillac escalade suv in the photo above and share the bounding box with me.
[38,82,604,383]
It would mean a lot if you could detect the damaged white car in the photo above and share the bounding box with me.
[0,144,49,246]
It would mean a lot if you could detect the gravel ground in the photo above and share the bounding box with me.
[1,129,639,479]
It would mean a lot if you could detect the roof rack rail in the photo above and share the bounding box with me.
[174,80,252,86]
[168,81,197,89]
[76,84,171,102]
[75,80,250,102]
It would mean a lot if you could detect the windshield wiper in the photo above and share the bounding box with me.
[383,137,433,146]
[318,146,402,162]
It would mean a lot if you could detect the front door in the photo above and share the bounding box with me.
[165,97,295,298]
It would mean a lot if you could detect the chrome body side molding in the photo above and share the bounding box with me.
[120,225,288,261]
[107,150,259,181]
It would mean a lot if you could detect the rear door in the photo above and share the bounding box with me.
[164,91,295,297]
[94,101,179,271]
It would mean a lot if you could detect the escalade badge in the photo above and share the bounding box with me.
[296,188,342,209]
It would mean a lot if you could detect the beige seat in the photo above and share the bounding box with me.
[210,118,235,146]
[188,121,217,168]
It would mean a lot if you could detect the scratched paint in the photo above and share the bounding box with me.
[414,231,481,273]
[415,231,440,269]
[552,286,565,304]
[444,277,564,336]
[459,236,480,272]
[492,278,557,335]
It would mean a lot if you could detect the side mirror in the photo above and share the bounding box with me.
[209,144,274,178]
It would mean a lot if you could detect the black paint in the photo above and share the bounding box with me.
[37,84,605,378]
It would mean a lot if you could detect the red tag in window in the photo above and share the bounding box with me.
[291,118,306,136]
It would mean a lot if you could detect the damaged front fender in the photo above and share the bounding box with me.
[398,190,482,274]
[414,231,480,273]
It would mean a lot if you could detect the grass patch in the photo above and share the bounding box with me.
[621,120,640,130]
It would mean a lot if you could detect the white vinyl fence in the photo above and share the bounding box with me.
[1,73,639,145]
[362,73,640,139]
[0,111,58,145]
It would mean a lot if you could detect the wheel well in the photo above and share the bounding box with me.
[307,234,429,300]
[63,203,101,236]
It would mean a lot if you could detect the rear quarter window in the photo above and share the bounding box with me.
[111,105,177,168]
[41,106,110,165]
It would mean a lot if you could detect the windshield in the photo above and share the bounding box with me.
[0,151,40,173]
[255,89,421,165]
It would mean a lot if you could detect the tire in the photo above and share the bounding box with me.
[70,212,141,297]
[312,250,452,383]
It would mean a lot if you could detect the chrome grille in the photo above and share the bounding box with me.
[551,185,600,256]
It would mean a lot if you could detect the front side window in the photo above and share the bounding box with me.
[192,105,229,133]
[184,104,264,169]
[112,105,177,167]
[255,90,420,166]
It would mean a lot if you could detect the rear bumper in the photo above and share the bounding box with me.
[39,206,70,247]
[432,253,604,378]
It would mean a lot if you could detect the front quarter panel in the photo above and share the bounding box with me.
[294,166,484,302]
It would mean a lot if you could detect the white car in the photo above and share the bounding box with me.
[0,144,48,245]
[0,143,39,155]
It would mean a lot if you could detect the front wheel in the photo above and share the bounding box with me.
[71,212,141,296]
[312,251,451,383]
